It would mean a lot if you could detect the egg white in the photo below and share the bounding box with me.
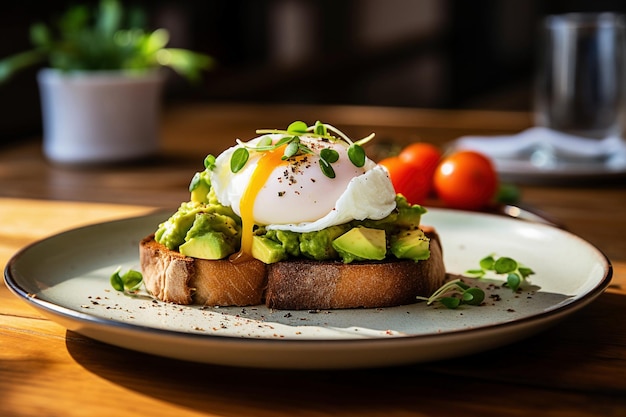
[210,134,397,233]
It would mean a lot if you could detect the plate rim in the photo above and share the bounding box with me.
[3,210,614,365]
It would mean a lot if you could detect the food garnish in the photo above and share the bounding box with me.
[418,254,535,309]
[416,279,485,309]
[110,268,143,294]
[466,254,535,292]
[231,121,372,178]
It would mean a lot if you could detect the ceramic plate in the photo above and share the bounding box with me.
[4,210,612,369]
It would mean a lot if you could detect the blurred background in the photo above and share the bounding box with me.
[1,0,626,145]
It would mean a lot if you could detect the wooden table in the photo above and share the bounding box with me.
[1,103,625,416]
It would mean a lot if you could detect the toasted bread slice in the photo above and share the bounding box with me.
[139,235,267,306]
[139,229,445,309]
[265,230,445,309]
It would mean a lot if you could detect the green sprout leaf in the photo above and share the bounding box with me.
[230,147,249,173]
[518,266,535,278]
[494,257,517,274]
[441,297,461,309]
[258,136,274,147]
[110,268,144,293]
[230,121,376,179]
[123,270,143,291]
[319,158,336,178]
[204,154,216,170]
[467,254,534,292]
[465,268,485,277]
[320,148,339,164]
[189,172,201,192]
[110,270,124,291]
[479,255,495,270]
[314,120,327,136]
[463,287,485,305]
[283,138,300,159]
[416,279,485,309]
[507,273,522,292]
[348,144,366,167]
[287,121,308,134]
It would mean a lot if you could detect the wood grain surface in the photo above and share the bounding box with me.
[1,103,625,417]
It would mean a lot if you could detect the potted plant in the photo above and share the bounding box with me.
[0,0,212,164]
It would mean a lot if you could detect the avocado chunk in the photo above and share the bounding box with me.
[176,211,240,259]
[155,203,202,250]
[390,229,430,261]
[394,195,427,229]
[300,224,350,260]
[332,227,387,263]
[179,232,233,259]
[264,229,301,257]
[252,235,288,264]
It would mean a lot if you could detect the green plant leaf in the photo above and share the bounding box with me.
[142,29,169,55]
[348,144,366,167]
[314,120,327,135]
[416,279,485,310]
[469,254,533,293]
[0,0,213,81]
[97,0,123,37]
[189,172,201,192]
[479,255,495,270]
[110,268,144,293]
[319,158,336,178]
[257,136,273,148]
[463,287,485,305]
[507,273,521,292]
[494,257,517,274]
[250,121,377,180]
[110,269,124,292]
[29,24,51,47]
[320,148,339,163]
[441,297,461,309]
[204,154,216,170]
[283,140,300,159]
[518,266,534,278]
[287,121,307,134]
[123,270,143,291]
[230,147,249,173]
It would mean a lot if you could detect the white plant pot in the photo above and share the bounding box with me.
[37,68,165,164]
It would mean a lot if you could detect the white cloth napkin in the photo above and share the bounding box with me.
[453,127,626,164]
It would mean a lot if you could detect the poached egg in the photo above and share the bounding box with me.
[210,130,396,256]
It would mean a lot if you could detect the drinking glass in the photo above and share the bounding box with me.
[534,13,626,141]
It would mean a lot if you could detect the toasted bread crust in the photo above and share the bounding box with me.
[139,229,445,310]
[140,235,267,306]
[140,235,195,304]
[265,230,445,309]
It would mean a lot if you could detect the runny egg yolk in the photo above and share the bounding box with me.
[231,145,288,262]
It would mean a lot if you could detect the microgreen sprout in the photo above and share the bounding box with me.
[231,120,374,178]
[416,279,485,309]
[230,147,249,173]
[466,254,534,292]
[204,154,216,170]
[110,267,144,294]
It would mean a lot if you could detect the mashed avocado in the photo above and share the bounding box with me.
[154,160,431,264]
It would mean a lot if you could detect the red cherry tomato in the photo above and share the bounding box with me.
[398,143,442,179]
[377,156,427,204]
[433,151,498,210]
[378,143,442,205]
